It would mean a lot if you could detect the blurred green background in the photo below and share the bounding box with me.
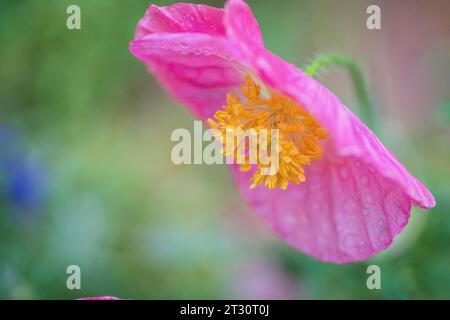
[0,0,449,299]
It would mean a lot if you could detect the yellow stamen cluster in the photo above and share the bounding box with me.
[208,76,328,190]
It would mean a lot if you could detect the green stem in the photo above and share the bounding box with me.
[304,53,376,130]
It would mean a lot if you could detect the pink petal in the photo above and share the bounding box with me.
[231,44,435,209]
[129,1,263,119]
[130,32,242,119]
[228,37,435,263]
[135,3,225,39]
[130,3,242,119]
[232,157,413,263]
[224,0,264,49]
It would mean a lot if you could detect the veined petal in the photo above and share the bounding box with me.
[222,1,434,262]
[229,44,435,210]
[228,41,435,262]
[135,3,225,39]
[232,156,414,263]
[130,32,242,119]
[224,0,264,49]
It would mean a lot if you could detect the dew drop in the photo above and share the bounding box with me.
[342,234,359,249]
[396,214,408,227]
[360,175,370,186]
[320,222,332,236]
[339,167,350,180]
[364,194,375,205]
[297,214,309,227]
[378,229,391,246]
[281,214,296,230]
[344,199,356,212]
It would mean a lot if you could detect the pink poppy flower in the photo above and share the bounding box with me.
[129,0,435,263]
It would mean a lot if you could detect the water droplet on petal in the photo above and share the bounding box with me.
[364,194,375,205]
[339,167,350,180]
[360,175,370,186]
[342,234,359,249]
[396,214,408,227]
[344,199,356,212]
[378,229,391,246]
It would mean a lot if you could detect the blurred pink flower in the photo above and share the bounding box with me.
[79,296,120,300]
[129,0,435,263]
[228,258,305,300]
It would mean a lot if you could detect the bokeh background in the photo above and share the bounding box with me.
[0,0,449,299]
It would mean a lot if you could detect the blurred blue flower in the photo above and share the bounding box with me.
[0,124,47,222]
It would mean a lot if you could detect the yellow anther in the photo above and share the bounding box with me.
[208,75,328,190]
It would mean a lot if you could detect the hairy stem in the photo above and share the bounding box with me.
[304,53,376,130]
